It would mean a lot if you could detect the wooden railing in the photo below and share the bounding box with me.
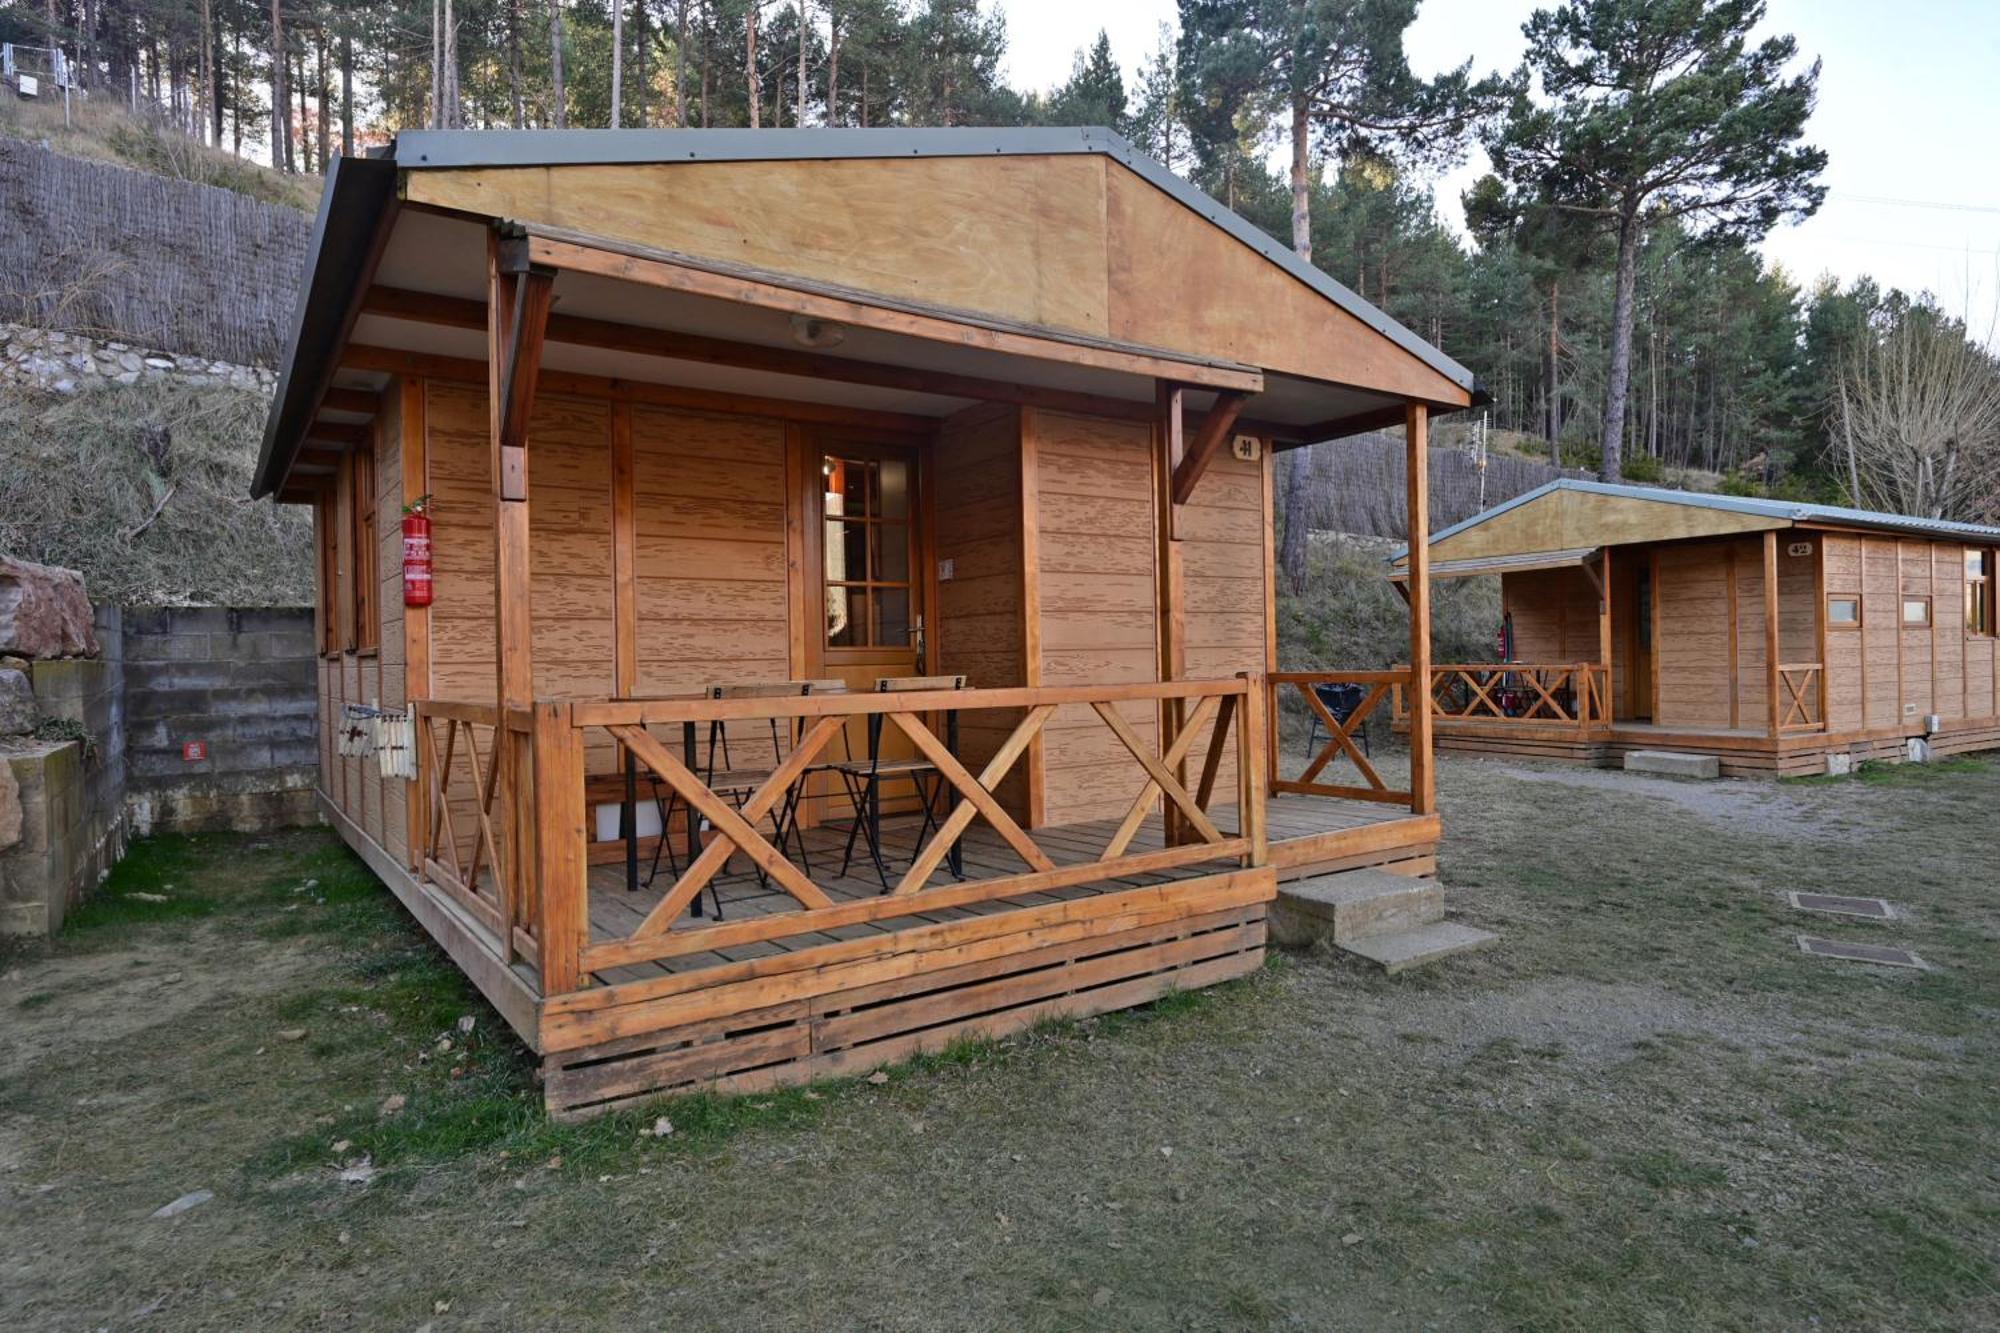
[1777,662,1825,732]
[1394,662,1611,732]
[412,700,538,968]
[1267,670,1416,807]
[519,676,1267,996]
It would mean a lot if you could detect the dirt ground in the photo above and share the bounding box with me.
[2,753,1995,1331]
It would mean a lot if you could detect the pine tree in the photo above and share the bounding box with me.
[1487,0,1826,482]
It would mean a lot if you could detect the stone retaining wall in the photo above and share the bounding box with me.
[0,323,276,396]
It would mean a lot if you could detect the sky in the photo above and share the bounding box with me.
[996,0,2000,331]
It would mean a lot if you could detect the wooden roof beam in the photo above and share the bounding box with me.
[304,420,369,448]
[521,227,1266,394]
[319,387,381,416]
[361,285,1169,424]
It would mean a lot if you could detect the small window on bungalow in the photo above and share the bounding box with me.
[1901,596,1932,628]
[1969,549,1995,637]
[1826,595,1861,628]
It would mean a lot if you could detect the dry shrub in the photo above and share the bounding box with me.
[1274,532,1500,741]
[0,379,310,605]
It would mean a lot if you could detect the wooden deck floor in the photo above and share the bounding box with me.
[546,791,1414,990]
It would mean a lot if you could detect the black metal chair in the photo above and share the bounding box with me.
[1302,681,1371,762]
[829,675,966,891]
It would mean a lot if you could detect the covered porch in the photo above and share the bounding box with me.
[264,130,1469,1115]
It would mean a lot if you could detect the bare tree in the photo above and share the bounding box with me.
[1837,305,2000,523]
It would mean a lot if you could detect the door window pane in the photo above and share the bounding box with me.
[821,450,917,650]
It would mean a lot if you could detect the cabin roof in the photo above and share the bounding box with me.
[1392,479,2000,568]
[254,128,1483,500]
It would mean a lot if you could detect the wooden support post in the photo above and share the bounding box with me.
[1169,390,1250,506]
[1405,404,1435,816]
[1156,383,1188,842]
[1237,672,1267,867]
[487,230,556,954]
[1764,529,1782,738]
[532,702,588,995]
[400,377,430,872]
[1597,547,1612,727]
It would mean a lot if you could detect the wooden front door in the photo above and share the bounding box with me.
[1614,554,1654,721]
[807,438,927,810]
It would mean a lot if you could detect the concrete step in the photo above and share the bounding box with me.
[1624,749,1721,779]
[1270,867,1442,947]
[1340,921,1500,974]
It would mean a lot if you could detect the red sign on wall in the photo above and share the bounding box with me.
[182,741,207,762]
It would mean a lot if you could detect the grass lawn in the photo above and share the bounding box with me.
[2,753,1996,1330]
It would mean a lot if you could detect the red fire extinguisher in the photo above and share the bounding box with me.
[402,495,434,608]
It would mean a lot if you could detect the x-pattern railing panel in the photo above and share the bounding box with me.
[560,678,1262,981]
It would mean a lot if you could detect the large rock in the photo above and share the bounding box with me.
[0,556,97,659]
[0,668,33,735]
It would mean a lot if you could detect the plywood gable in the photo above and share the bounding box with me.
[400,153,1469,404]
[405,155,1114,340]
[1427,489,1788,564]
[1102,168,1464,403]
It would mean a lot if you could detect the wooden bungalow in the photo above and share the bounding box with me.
[1389,480,2000,777]
[253,127,1481,1117]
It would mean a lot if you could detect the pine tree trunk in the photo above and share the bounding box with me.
[796,0,807,126]
[611,0,623,127]
[1288,96,1311,261]
[314,32,328,169]
[827,5,839,125]
[746,2,761,128]
[1545,276,1562,468]
[1277,446,1314,595]
[340,34,353,156]
[269,0,290,171]
[549,0,567,128]
[673,3,688,126]
[508,0,524,126]
[1599,203,1642,483]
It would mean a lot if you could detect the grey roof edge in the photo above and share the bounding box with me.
[1388,478,2000,563]
[252,154,399,499]
[385,126,1479,398]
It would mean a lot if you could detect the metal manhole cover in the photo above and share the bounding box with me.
[1797,936,1930,970]
[1787,892,1894,919]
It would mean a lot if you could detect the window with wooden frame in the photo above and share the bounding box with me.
[1826,594,1862,629]
[348,441,379,653]
[315,490,341,655]
[1901,595,1932,628]
[1968,548,1995,637]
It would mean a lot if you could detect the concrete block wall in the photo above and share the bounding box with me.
[121,606,319,835]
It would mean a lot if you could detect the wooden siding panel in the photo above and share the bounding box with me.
[1656,544,1735,730]
[1034,411,1158,823]
[935,405,1028,817]
[628,406,789,697]
[1822,535,1865,732]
